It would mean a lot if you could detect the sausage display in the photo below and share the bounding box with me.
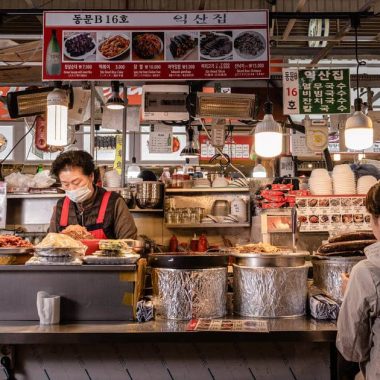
[328,232,376,243]
[317,240,376,255]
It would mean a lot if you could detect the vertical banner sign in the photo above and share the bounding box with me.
[282,68,299,115]
[283,68,351,115]
[43,10,269,81]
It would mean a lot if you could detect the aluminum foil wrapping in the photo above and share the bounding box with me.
[233,264,308,317]
[312,257,365,303]
[152,267,227,320]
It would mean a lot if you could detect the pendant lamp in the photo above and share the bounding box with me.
[255,81,283,158]
[252,163,267,178]
[46,84,68,147]
[106,81,125,110]
[127,132,140,179]
[180,125,200,157]
[344,17,373,150]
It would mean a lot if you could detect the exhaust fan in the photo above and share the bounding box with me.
[7,86,73,119]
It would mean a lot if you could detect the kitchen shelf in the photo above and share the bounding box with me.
[7,193,65,199]
[130,209,163,213]
[165,223,251,228]
[165,187,250,194]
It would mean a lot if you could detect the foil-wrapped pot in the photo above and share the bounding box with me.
[312,256,365,303]
[234,264,308,317]
[152,267,227,320]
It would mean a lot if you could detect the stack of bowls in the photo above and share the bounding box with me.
[357,175,378,194]
[135,181,163,209]
[104,170,121,188]
[332,165,356,194]
[309,169,332,195]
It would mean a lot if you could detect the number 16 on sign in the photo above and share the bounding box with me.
[282,68,300,115]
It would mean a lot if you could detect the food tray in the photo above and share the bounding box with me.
[0,247,34,255]
[34,248,76,257]
[26,256,83,265]
[83,254,140,265]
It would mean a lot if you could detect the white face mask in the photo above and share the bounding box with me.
[65,184,92,203]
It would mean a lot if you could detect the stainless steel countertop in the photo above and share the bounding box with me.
[0,317,337,344]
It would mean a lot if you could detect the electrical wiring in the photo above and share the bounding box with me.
[0,117,36,166]
[196,117,248,180]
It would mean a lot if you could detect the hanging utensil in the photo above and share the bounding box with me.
[291,207,297,253]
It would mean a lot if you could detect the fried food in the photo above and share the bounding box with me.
[99,35,130,58]
[61,225,93,240]
[235,242,280,254]
[0,235,33,248]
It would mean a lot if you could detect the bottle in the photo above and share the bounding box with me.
[190,233,199,252]
[160,167,171,187]
[36,164,44,173]
[46,29,61,76]
[194,166,203,179]
[169,235,178,252]
[172,169,178,188]
[197,234,208,252]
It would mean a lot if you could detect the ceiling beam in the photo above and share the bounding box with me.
[310,0,376,65]
[282,0,307,41]
[272,35,377,42]
[0,40,42,63]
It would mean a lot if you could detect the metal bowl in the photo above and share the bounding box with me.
[232,251,309,267]
[135,197,161,209]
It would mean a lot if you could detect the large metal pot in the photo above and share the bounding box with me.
[120,186,135,209]
[135,181,163,209]
[312,255,365,303]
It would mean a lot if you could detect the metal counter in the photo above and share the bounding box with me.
[0,317,337,345]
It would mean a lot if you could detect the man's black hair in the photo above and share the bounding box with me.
[51,150,95,178]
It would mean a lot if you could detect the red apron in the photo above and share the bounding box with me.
[59,191,112,239]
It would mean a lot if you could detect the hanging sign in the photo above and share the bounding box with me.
[43,10,269,81]
[283,68,351,115]
[148,125,173,154]
[199,134,254,164]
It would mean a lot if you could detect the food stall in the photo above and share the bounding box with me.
[0,2,380,379]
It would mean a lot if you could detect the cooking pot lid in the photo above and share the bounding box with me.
[148,253,228,269]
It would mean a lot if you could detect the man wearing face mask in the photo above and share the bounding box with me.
[49,150,137,239]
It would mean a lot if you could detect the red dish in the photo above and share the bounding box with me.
[80,239,100,255]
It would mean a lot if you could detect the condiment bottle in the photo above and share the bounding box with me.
[190,233,199,252]
[172,169,178,188]
[169,235,178,252]
[197,234,208,252]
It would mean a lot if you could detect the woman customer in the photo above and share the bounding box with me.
[336,183,380,379]
[49,150,137,239]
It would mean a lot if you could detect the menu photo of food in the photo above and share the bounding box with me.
[97,32,131,61]
[166,31,198,61]
[132,32,164,61]
[233,30,267,61]
[63,31,97,61]
[200,31,233,60]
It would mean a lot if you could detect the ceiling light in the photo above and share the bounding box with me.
[106,81,125,110]
[344,17,373,150]
[195,92,256,119]
[345,99,373,150]
[180,125,200,157]
[46,86,68,147]
[254,101,283,158]
[252,163,267,178]
[127,157,141,179]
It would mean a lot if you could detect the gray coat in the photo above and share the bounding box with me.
[336,242,380,379]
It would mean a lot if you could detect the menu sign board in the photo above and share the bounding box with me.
[296,195,371,232]
[199,134,254,164]
[187,318,269,332]
[283,68,351,115]
[43,10,269,81]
